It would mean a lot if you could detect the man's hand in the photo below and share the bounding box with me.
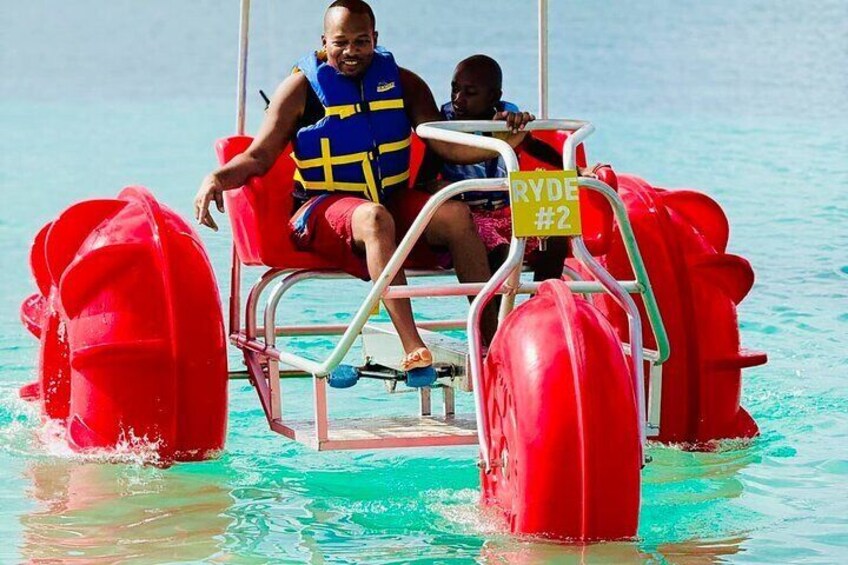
[190,72,307,233]
[578,162,611,177]
[494,110,536,134]
[194,174,226,231]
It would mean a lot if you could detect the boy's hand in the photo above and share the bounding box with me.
[494,110,535,134]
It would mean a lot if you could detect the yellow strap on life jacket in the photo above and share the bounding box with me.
[320,138,335,190]
[381,170,410,188]
[297,178,371,192]
[292,151,370,170]
[360,157,380,203]
[378,136,411,154]
[293,134,412,203]
[324,98,405,119]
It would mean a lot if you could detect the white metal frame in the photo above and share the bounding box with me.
[224,2,670,459]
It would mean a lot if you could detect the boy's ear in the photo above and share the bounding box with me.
[373,30,379,45]
[490,88,503,106]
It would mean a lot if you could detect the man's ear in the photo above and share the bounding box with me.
[373,30,379,46]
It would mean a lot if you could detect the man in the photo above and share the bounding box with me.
[194,0,532,379]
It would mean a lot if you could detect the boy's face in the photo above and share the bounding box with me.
[450,63,501,119]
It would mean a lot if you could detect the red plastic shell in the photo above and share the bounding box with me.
[481,280,642,540]
[595,175,765,445]
[518,130,616,256]
[21,187,228,462]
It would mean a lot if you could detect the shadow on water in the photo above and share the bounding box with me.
[3,372,769,563]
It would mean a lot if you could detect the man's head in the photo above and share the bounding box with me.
[450,55,503,119]
[322,0,378,79]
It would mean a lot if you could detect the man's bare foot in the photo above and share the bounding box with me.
[400,347,433,371]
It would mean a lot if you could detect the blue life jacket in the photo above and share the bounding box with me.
[292,48,411,203]
[440,100,519,209]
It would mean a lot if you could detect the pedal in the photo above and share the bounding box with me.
[362,323,471,391]
[328,364,360,389]
[406,366,437,388]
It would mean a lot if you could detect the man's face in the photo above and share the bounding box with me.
[450,63,500,119]
[322,9,377,79]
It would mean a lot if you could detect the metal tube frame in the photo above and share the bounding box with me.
[416,120,668,469]
[228,120,668,461]
[228,0,251,340]
[538,0,549,119]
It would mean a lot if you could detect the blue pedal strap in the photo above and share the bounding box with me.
[327,364,360,389]
[405,366,437,388]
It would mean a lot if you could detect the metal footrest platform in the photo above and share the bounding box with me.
[271,414,477,451]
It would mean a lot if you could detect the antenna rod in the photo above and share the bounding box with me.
[236,0,251,134]
[538,0,549,119]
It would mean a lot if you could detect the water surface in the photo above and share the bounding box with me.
[1,1,846,562]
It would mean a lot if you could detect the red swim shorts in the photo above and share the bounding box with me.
[291,189,442,279]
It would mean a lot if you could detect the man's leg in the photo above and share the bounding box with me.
[424,200,499,344]
[350,202,427,356]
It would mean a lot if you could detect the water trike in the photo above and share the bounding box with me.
[17,0,766,541]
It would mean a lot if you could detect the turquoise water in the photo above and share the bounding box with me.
[2,0,847,562]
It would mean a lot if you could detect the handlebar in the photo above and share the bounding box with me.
[415,119,595,170]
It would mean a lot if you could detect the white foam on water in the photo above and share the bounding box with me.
[37,420,165,467]
[427,487,506,537]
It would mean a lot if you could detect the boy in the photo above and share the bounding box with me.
[415,55,608,280]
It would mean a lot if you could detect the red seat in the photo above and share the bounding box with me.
[217,130,615,269]
[217,134,431,269]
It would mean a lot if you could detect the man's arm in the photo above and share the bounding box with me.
[521,136,563,168]
[194,72,309,230]
[399,68,529,165]
[521,136,612,176]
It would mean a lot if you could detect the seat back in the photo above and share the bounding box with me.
[217,131,615,268]
[518,131,615,256]
[216,136,338,268]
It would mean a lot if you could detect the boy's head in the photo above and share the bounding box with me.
[450,55,503,119]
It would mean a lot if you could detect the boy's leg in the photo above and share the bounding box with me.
[419,199,499,344]
[532,236,569,282]
[485,244,510,313]
[487,244,509,274]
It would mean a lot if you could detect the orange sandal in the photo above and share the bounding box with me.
[400,347,433,371]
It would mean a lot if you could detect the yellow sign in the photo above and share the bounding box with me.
[509,169,582,237]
